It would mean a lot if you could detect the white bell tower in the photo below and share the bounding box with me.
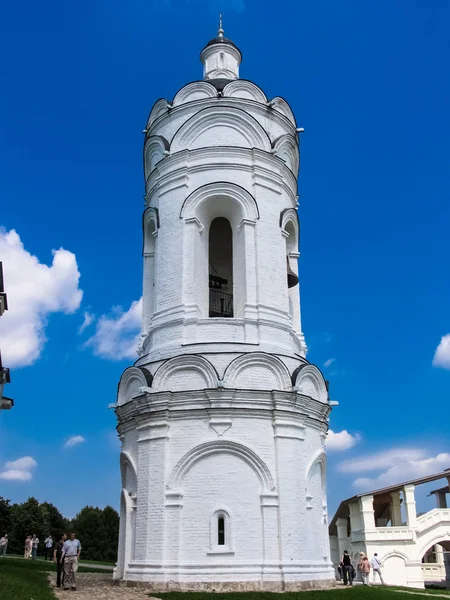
[114,21,334,591]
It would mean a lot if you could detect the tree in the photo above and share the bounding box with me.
[40,502,68,541]
[0,497,12,537]
[9,497,49,555]
[71,505,119,562]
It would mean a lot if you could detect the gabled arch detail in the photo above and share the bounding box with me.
[171,106,271,153]
[152,355,218,392]
[117,366,153,406]
[144,135,170,179]
[272,134,299,174]
[269,97,296,125]
[294,364,328,404]
[180,181,259,224]
[167,440,275,492]
[381,549,409,562]
[305,450,327,486]
[223,353,292,391]
[280,208,299,239]
[142,206,159,242]
[222,80,267,104]
[172,81,218,107]
[120,450,138,489]
[146,98,170,129]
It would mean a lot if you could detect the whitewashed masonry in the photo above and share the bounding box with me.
[114,22,335,591]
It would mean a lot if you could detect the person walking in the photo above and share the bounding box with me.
[54,534,67,588]
[31,534,39,560]
[0,535,8,556]
[61,532,81,591]
[44,535,53,560]
[24,536,32,559]
[341,550,353,586]
[371,552,385,585]
[359,553,371,585]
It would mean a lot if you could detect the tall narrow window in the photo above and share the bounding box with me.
[209,217,233,317]
[218,516,225,546]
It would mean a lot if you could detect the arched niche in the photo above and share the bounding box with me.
[142,208,159,335]
[152,355,218,392]
[144,135,169,181]
[272,134,299,174]
[167,440,275,492]
[223,352,292,391]
[171,106,271,153]
[222,80,267,103]
[293,364,328,404]
[117,366,153,406]
[180,182,259,319]
[146,98,170,129]
[269,97,297,126]
[172,81,217,106]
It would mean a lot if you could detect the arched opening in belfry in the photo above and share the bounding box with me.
[209,217,233,317]
[142,216,157,335]
[285,220,298,321]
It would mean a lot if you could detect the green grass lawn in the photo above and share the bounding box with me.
[0,555,111,573]
[7,552,115,568]
[0,556,114,600]
[157,586,450,600]
[0,560,57,600]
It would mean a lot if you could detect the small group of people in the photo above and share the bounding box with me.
[54,532,82,591]
[339,550,386,586]
[23,534,40,559]
[1,530,81,590]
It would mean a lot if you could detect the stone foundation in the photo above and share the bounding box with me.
[115,579,336,592]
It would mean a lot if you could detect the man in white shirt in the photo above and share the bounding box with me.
[370,553,385,584]
[44,535,53,561]
[61,532,81,591]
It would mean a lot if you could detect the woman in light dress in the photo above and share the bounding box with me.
[358,551,371,585]
[24,536,32,559]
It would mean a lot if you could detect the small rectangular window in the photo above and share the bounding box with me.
[218,516,225,545]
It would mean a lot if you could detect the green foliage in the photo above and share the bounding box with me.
[71,505,119,562]
[3,497,118,562]
[9,497,48,554]
[0,496,12,536]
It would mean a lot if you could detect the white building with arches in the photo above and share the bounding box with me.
[329,469,450,588]
[114,23,334,591]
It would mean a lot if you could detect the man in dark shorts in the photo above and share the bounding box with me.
[53,534,67,588]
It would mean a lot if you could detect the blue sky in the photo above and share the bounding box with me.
[1,0,449,520]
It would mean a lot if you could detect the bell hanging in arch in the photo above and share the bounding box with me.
[286,256,299,288]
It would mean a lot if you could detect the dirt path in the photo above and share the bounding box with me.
[48,572,157,600]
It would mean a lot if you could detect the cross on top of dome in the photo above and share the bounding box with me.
[200,16,242,80]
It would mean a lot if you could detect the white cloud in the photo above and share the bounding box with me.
[84,298,142,360]
[323,358,336,368]
[0,229,83,368]
[0,455,37,481]
[339,447,425,474]
[64,435,86,448]
[326,429,360,451]
[352,451,450,491]
[433,334,450,369]
[78,311,95,334]
[4,456,37,470]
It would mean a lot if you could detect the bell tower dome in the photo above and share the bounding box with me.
[114,23,334,591]
[200,16,242,80]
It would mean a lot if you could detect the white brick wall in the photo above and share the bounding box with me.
[114,33,334,590]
